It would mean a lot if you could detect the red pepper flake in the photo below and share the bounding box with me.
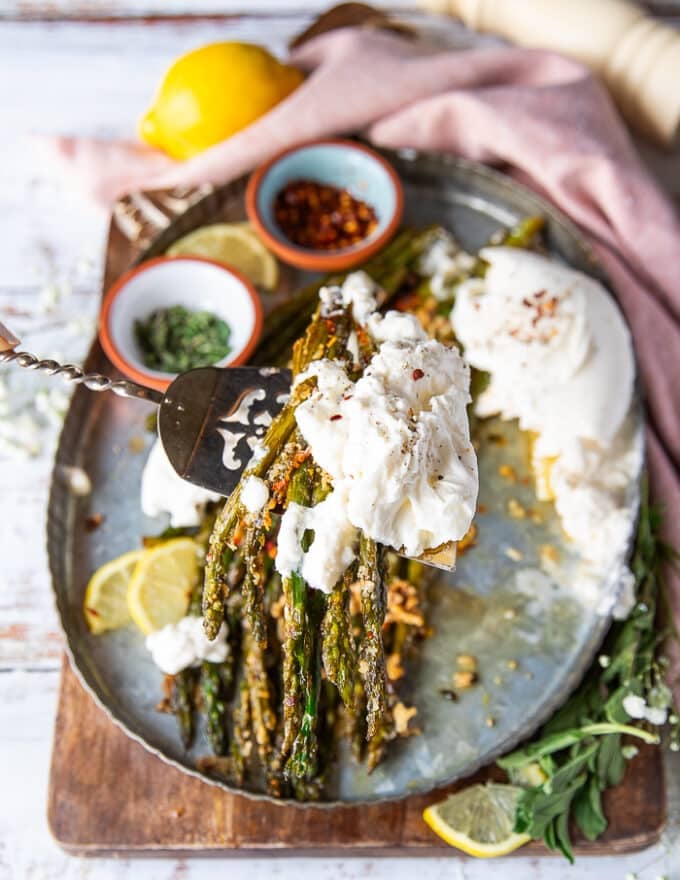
[271,478,287,496]
[274,179,378,251]
[84,513,104,532]
[412,368,424,381]
[330,414,343,421]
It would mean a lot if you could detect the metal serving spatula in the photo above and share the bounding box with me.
[0,322,291,495]
[0,323,456,571]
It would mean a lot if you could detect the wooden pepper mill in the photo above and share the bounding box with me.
[424,0,680,145]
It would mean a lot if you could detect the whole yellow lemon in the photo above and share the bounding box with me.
[139,42,304,160]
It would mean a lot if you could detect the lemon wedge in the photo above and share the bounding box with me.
[127,538,198,635]
[166,222,278,290]
[423,783,531,858]
[84,549,144,634]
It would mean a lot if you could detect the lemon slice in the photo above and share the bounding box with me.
[84,549,144,634]
[166,223,278,290]
[511,762,548,788]
[127,538,198,635]
[423,783,531,858]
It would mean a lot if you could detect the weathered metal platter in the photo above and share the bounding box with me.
[48,151,642,805]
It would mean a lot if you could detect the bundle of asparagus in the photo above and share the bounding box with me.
[161,217,544,799]
[213,230,445,786]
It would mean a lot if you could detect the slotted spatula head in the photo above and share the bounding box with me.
[158,365,292,498]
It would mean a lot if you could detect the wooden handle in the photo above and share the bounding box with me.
[425,0,680,145]
[0,321,19,352]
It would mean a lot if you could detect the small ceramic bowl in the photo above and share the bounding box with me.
[246,139,403,272]
[99,256,263,392]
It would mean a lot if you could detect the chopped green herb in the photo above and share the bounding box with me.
[135,305,232,373]
[144,411,158,434]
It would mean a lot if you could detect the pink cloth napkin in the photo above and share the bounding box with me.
[52,28,680,685]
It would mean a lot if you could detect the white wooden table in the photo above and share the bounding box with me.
[0,4,678,878]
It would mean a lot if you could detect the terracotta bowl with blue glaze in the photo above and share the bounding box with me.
[246,139,404,272]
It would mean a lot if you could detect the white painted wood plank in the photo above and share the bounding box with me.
[0,15,302,286]
[0,283,97,669]
[0,474,64,669]
[4,0,679,21]
[2,1,421,21]
[0,19,304,134]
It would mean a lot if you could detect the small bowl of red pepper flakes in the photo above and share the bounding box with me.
[274,179,379,251]
[246,139,404,272]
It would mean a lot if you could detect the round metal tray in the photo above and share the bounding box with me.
[48,151,642,805]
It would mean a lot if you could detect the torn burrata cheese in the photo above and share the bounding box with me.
[418,232,476,301]
[275,273,478,593]
[146,615,228,675]
[276,491,358,593]
[329,270,427,345]
[141,438,220,528]
[241,475,269,514]
[452,247,634,455]
[451,247,640,616]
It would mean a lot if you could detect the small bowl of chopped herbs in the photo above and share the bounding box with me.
[99,256,263,391]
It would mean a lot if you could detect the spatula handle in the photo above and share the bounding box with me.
[0,337,162,405]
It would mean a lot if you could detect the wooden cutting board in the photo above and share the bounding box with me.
[47,189,666,856]
[48,657,665,856]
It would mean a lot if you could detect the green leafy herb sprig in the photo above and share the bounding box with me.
[135,305,232,374]
[497,477,679,862]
